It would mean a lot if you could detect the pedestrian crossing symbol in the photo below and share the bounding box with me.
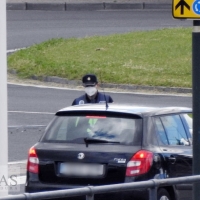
[173,0,200,19]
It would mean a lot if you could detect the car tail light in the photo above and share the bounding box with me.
[86,116,106,118]
[27,147,39,174]
[126,150,153,177]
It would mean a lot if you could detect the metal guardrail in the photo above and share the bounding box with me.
[1,175,200,200]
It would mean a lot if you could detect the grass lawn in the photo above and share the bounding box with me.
[8,27,192,88]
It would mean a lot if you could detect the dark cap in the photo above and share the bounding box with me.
[82,74,98,86]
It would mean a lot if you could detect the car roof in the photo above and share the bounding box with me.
[56,104,192,117]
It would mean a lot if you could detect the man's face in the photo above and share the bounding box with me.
[84,85,98,97]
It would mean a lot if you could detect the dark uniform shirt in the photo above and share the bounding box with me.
[72,92,113,106]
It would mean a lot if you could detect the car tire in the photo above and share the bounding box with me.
[157,188,171,200]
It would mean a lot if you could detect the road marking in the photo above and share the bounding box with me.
[9,160,27,165]
[7,48,26,54]
[7,82,85,91]
[8,125,46,128]
[8,111,54,115]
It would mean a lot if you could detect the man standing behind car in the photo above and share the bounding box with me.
[72,74,113,105]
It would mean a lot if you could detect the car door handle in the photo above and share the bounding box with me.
[169,156,176,164]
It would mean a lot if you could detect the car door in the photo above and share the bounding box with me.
[153,114,192,198]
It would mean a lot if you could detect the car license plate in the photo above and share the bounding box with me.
[59,163,104,176]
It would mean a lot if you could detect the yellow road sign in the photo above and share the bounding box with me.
[173,0,200,19]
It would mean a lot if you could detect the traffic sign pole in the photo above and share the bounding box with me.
[192,20,200,200]
[0,0,8,197]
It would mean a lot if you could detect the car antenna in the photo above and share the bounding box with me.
[100,72,109,110]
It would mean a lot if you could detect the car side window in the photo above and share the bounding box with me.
[182,113,193,136]
[160,115,189,146]
[155,117,169,145]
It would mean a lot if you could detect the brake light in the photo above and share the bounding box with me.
[126,150,153,177]
[27,147,39,174]
[86,116,106,118]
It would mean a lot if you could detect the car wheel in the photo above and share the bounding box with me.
[157,188,171,200]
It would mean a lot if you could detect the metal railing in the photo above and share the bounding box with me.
[1,175,200,200]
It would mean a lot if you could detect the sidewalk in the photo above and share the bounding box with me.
[6,0,172,11]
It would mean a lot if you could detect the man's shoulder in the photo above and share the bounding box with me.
[72,94,86,105]
[98,92,112,98]
[98,92,113,102]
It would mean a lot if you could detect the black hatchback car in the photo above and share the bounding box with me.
[25,104,193,200]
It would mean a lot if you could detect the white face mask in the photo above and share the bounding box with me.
[85,86,97,96]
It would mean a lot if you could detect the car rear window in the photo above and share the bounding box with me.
[41,114,142,145]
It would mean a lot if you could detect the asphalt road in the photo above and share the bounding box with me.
[8,84,192,127]
[7,10,192,50]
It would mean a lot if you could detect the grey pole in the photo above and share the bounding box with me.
[0,0,8,197]
[0,0,8,196]
[192,20,200,200]
[148,187,157,200]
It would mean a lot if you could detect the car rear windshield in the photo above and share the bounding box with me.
[41,114,142,145]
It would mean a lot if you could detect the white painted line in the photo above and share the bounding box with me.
[8,111,54,115]
[8,125,46,128]
[8,160,27,165]
[7,48,26,54]
[7,82,84,92]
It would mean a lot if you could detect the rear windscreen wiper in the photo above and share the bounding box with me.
[84,137,120,147]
